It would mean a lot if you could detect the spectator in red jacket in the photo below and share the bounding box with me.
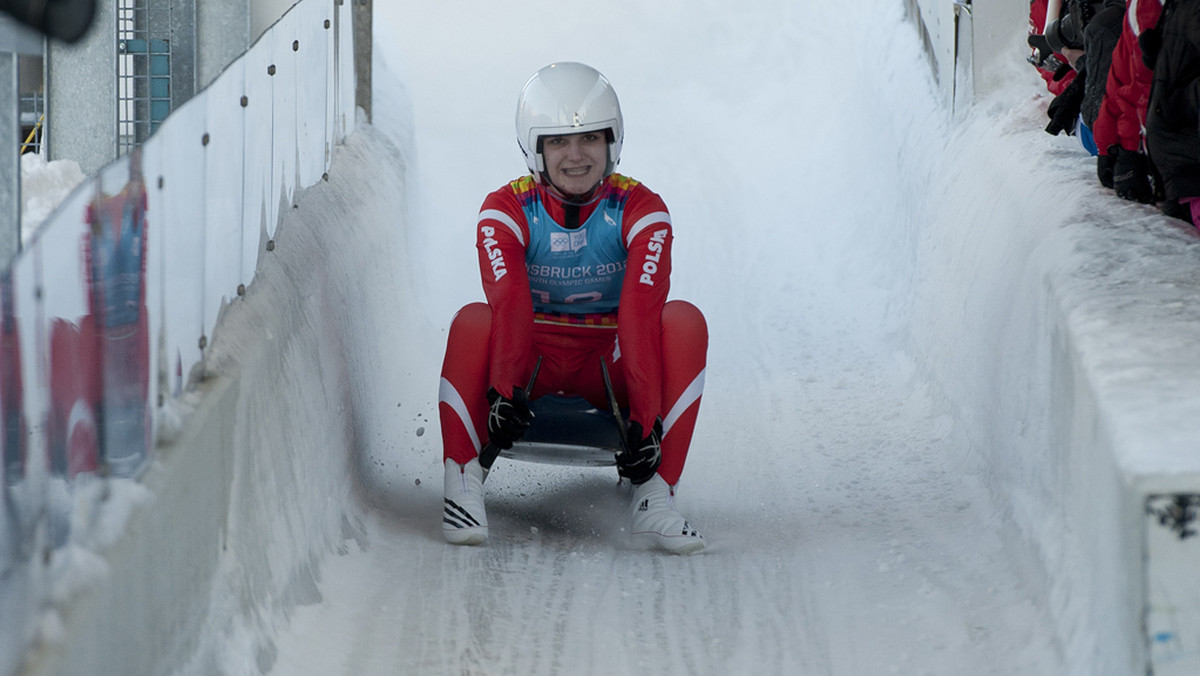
[1092,0,1164,203]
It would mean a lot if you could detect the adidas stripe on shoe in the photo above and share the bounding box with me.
[443,458,488,545]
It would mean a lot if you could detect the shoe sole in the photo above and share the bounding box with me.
[632,531,705,555]
[443,526,487,545]
[668,539,705,555]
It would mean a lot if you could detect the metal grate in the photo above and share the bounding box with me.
[117,0,172,155]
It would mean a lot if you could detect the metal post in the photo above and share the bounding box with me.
[953,1,974,115]
[1,51,18,268]
[353,0,370,122]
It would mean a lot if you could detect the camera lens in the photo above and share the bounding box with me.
[1046,14,1085,53]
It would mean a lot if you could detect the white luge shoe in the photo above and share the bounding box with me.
[630,474,705,554]
[443,458,488,545]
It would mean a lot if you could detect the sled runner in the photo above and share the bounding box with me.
[479,358,629,478]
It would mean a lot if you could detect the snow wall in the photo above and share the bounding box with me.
[4,2,1200,676]
[892,95,1200,675]
[1,0,358,673]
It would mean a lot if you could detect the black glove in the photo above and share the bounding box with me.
[1112,146,1154,203]
[616,417,662,485]
[1097,152,1116,189]
[1051,60,1074,83]
[1027,34,1055,68]
[1045,72,1086,136]
[486,386,532,450]
[1139,25,1163,69]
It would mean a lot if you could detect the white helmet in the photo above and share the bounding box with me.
[516,62,624,182]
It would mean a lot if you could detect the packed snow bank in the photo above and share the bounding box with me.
[888,69,1200,674]
[19,154,86,239]
[18,121,407,675]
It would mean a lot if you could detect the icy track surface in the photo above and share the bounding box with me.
[256,1,1067,674]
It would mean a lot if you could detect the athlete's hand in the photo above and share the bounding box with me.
[486,386,533,450]
[617,417,662,485]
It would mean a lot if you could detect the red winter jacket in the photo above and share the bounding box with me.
[1092,0,1163,155]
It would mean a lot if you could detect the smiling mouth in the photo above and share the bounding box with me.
[561,166,591,177]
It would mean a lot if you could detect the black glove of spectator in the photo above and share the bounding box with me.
[1051,60,1073,83]
[1097,152,1116,189]
[486,386,533,450]
[1027,34,1055,68]
[1139,26,1162,69]
[1112,146,1154,203]
[1045,72,1086,136]
[616,417,662,485]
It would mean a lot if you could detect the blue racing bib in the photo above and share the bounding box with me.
[520,186,631,315]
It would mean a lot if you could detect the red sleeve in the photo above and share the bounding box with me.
[1120,0,1163,150]
[1041,67,1078,97]
[1093,68,1120,155]
[617,185,672,431]
[1098,2,1163,153]
[477,185,534,397]
[1098,26,1136,152]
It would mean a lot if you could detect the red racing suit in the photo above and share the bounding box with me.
[439,174,707,485]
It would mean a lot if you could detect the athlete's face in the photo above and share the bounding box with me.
[541,131,608,196]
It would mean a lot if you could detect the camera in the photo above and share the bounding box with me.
[1028,1,1098,68]
[1044,11,1086,53]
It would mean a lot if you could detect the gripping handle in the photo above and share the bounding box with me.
[478,356,543,474]
[600,359,632,457]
